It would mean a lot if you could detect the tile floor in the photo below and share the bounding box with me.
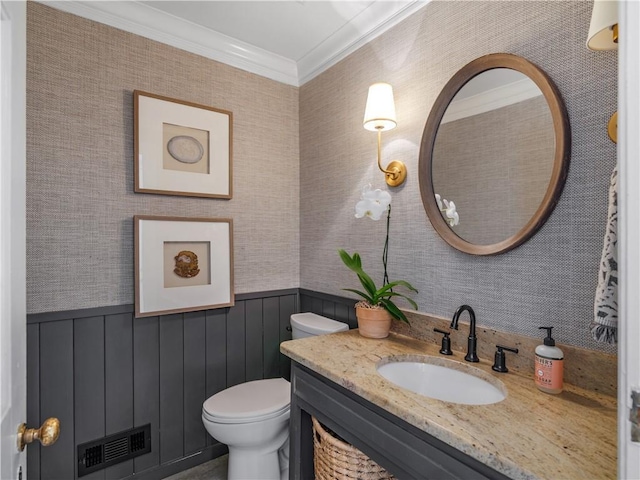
[163,454,228,480]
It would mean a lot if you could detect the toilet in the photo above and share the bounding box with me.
[202,313,349,480]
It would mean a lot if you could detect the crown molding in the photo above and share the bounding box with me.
[297,0,429,85]
[41,1,300,86]
[39,0,428,87]
[441,79,543,124]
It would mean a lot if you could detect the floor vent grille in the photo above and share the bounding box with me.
[78,424,151,477]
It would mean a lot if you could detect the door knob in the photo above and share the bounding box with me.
[17,417,60,452]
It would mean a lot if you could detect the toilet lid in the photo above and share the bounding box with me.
[203,378,290,424]
[290,312,349,336]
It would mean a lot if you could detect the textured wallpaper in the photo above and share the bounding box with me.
[26,3,300,313]
[300,1,617,353]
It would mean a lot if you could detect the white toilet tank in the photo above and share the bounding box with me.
[290,312,349,339]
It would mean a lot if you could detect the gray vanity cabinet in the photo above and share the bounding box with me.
[289,362,511,480]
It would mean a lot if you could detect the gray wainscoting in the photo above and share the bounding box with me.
[26,289,306,480]
[299,289,358,329]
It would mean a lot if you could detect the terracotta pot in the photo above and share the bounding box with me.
[356,305,392,339]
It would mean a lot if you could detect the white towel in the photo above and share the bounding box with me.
[592,165,618,344]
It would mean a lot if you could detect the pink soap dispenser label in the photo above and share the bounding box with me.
[535,355,564,390]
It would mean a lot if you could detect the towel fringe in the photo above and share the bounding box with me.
[590,323,617,345]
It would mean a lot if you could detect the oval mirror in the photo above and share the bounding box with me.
[419,53,570,255]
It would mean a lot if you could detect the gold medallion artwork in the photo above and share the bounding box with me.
[174,250,200,278]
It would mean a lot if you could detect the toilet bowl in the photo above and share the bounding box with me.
[202,313,348,480]
[202,378,291,480]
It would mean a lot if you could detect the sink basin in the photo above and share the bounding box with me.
[377,356,506,405]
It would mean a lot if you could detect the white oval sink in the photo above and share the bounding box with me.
[377,357,506,405]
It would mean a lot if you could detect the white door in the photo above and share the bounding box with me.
[0,1,26,479]
[619,1,640,478]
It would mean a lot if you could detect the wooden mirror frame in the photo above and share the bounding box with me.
[419,53,571,255]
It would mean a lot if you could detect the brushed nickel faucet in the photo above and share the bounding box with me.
[450,305,479,362]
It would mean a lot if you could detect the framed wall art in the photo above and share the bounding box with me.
[134,215,234,318]
[134,90,233,199]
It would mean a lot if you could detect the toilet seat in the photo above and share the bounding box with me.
[203,378,290,425]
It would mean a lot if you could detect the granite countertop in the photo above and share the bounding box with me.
[281,330,617,480]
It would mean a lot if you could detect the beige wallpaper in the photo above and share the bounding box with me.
[27,1,618,353]
[26,3,300,313]
[300,1,617,353]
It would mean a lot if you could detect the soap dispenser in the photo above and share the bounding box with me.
[534,326,564,394]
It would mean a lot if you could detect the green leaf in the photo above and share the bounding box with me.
[357,272,377,297]
[342,288,375,304]
[384,291,418,310]
[391,279,418,293]
[338,249,379,298]
[377,280,418,296]
[338,249,357,270]
[379,299,409,324]
[352,252,363,269]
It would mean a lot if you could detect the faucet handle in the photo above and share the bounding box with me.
[491,345,519,373]
[433,328,453,355]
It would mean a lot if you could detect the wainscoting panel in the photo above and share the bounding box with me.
[26,324,40,480]
[105,313,135,479]
[183,312,207,457]
[26,290,299,480]
[159,314,185,465]
[205,309,226,449]
[40,320,75,479]
[299,289,358,329]
[74,316,106,480]
[133,315,160,474]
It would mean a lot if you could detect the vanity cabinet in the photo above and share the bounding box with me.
[289,362,510,480]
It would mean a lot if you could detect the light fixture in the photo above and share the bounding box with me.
[363,83,407,187]
[587,0,618,143]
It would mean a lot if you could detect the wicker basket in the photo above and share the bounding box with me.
[312,416,394,480]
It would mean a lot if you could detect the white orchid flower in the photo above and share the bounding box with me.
[355,198,387,220]
[435,193,443,211]
[362,185,391,208]
[435,194,460,226]
[444,200,460,227]
[355,185,391,221]
[446,211,459,227]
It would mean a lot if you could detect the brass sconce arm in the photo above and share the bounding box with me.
[376,128,407,187]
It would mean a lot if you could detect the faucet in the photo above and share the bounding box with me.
[450,305,479,362]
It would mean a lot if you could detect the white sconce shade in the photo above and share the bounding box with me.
[363,83,397,131]
[587,0,618,50]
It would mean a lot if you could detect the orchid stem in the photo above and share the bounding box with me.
[382,204,391,286]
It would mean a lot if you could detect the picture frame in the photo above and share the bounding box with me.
[134,90,233,199]
[134,215,234,318]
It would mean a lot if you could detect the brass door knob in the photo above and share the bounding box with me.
[17,417,60,452]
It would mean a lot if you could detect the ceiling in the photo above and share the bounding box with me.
[44,0,428,86]
[142,1,374,62]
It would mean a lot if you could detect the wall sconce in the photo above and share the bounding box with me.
[587,0,618,143]
[363,83,407,187]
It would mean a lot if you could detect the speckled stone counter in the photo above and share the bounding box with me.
[281,330,616,480]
